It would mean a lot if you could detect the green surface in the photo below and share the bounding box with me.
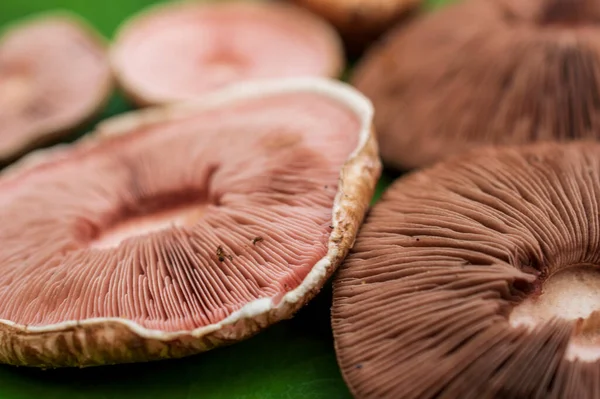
[0,1,166,38]
[0,0,455,398]
[0,284,353,399]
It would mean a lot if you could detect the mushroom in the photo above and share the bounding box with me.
[0,77,380,368]
[110,1,344,106]
[290,0,422,57]
[332,141,600,398]
[0,12,113,164]
[352,0,600,170]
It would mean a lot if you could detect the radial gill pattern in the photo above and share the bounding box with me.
[333,142,600,399]
[111,1,343,105]
[353,0,600,170]
[0,91,360,333]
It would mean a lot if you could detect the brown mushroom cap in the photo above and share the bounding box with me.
[290,0,421,56]
[352,0,600,170]
[0,77,380,368]
[332,141,600,398]
[0,12,113,163]
[110,1,344,106]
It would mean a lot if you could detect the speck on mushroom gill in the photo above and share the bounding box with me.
[0,78,379,367]
[352,0,600,170]
[332,142,600,398]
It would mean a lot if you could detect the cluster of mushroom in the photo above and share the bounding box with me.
[2,0,600,398]
[334,0,600,397]
[0,0,385,368]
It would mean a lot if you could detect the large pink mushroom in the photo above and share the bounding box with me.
[0,77,380,368]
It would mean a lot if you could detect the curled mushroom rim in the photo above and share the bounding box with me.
[0,77,378,342]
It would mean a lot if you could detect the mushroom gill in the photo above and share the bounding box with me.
[0,78,380,367]
[332,141,600,398]
[352,0,600,170]
[110,1,344,106]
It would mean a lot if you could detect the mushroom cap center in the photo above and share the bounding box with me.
[509,265,600,361]
[90,202,210,249]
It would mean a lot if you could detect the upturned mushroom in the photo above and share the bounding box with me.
[352,0,600,170]
[110,1,344,106]
[290,0,422,56]
[333,141,600,398]
[0,12,113,163]
[0,77,380,368]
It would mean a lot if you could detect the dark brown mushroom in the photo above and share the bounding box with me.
[352,0,600,170]
[0,12,113,163]
[110,1,344,106]
[290,0,422,57]
[332,141,600,398]
[0,77,380,368]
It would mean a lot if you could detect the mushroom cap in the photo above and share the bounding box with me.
[110,0,345,107]
[290,0,421,56]
[352,0,600,170]
[0,12,113,163]
[332,141,600,398]
[0,77,380,368]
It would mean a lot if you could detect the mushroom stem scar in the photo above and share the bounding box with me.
[510,265,600,362]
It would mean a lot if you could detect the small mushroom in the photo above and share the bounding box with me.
[332,141,600,398]
[0,12,113,163]
[290,0,422,56]
[0,77,380,368]
[110,1,344,106]
[352,0,600,170]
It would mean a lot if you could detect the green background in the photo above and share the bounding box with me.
[0,0,453,398]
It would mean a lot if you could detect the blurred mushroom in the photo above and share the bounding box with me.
[110,1,344,106]
[0,77,380,367]
[332,141,600,398]
[290,0,422,57]
[353,0,600,170]
[0,12,113,164]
